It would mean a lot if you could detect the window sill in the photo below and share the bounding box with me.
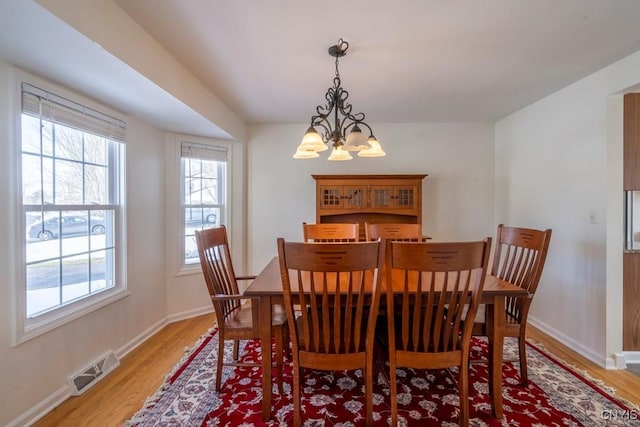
[15,287,130,346]
[176,264,202,277]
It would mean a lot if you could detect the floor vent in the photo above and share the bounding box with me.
[68,350,120,395]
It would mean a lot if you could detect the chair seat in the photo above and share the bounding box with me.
[471,304,521,326]
[224,301,287,330]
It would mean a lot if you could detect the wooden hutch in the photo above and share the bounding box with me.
[312,174,427,240]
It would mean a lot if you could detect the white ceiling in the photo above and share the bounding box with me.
[113,0,640,124]
[2,0,640,136]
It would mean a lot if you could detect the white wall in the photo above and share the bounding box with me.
[0,63,168,426]
[495,49,640,367]
[247,123,495,273]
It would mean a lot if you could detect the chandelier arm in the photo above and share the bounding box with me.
[338,108,368,135]
[335,87,369,131]
[315,105,332,119]
[354,121,375,136]
[347,112,365,122]
[338,110,365,128]
[312,106,334,139]
[334,85,350,113]
[324,86,337,109]
[331,85,353,141]
[342,121,359,134]
[310,118,332,143]
[315,87,337,119]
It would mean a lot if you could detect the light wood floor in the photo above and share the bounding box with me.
[33,314,218,427]
[33,314,640,426]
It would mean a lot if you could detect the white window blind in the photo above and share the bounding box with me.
[181,141,227,161]
[22,83,126,143]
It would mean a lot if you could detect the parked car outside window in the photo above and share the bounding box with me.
[27,215,106,241]
[184,208,217,225]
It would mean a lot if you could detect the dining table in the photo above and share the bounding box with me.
[244,256,528,422]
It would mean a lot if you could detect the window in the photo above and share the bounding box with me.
[17,80,126,341]
[181,140,227,266]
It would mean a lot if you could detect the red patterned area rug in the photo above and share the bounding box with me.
[126,329,639,426]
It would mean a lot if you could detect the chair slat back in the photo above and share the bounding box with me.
[365,222,423,241]
[195,226,241,321]
[491,224,552,322]
[387,239,491,353]
[302,222,360,242]
[278,240,384,355]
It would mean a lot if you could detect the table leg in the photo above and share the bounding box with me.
[260,296,273,421]
[487,296,505,419]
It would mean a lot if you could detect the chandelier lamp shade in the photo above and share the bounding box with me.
[293,38,385,161]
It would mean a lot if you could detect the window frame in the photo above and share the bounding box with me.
[176,135,231,274]
[11,69,128,346]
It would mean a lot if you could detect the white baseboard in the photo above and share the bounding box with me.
[626,352,640,364]
[116,305,213,360]
[9,307,213,427]
[5,385,69,427]
[166,305,213,324]
[615,351,640,366]
[527,316,611,368]
[116,317,168,360]
[527,317,638,370]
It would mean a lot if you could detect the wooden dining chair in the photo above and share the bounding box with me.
[364,222,423,241]
[195,226,287,392]
[277,238,385,427]
[385,238,492,427]
[302,222,360,242]
[472,224,552,385]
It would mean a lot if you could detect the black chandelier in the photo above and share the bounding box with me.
[293,38,385,161]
